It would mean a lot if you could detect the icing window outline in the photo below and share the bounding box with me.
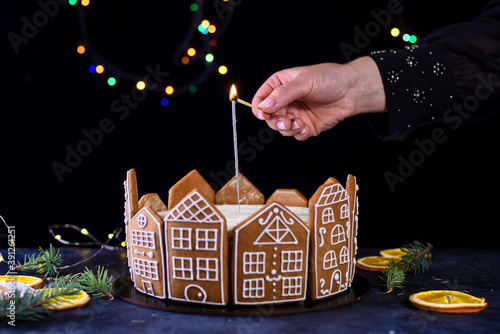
[195,228,218,251]
[331,225,346,245]
[171,227,192,250]
[322,207,335,224]
[133,258,159,280]
[196,258,219,281]
[282,276,303,297]
[242,278,265,299]
[172,256,194,280]
[323,250,338,270]
[243,252,266,274]
[281,250,303,273]
[137,214,148,228]
[130,229,155,249]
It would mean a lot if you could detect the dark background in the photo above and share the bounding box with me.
[1,0,497,249]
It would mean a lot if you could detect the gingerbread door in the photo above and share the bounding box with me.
[232,202,309,305]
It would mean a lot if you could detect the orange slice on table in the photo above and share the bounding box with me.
[356,256,401,271]
[0,275,44,288]
[41,289,90,311]
[409,290,487,313]
[379,248,408,258]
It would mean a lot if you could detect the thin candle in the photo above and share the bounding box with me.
[229,85,241,211]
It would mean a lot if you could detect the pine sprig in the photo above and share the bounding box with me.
[48,266,114,299]
[0,281,80,322]
[380,240,433,293]
[15,244,63,277]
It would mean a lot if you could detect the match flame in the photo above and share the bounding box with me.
[229,84,237,101]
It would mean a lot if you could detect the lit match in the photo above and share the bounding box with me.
[229,84,263,111]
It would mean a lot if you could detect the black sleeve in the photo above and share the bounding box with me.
[367,0,500,141]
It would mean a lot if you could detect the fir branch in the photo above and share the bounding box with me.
[0,281,80,322]
[15,244,63,277]
[379,261,406,294]
[380,240,433,293]
[47,266,114,299]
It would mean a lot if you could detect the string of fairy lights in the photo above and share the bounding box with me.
[72,0,235,107]
[49,1,418,248]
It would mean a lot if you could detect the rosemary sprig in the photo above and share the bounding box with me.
[15,244,63,277]
[380,240,433,293]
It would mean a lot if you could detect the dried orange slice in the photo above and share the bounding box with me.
[356,256,401,271]
[409,290,487,313]
[379,248,407,258]
[0,275,44,288]
[42,289,90,311]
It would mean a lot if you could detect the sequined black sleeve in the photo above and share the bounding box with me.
[368,0,500,140]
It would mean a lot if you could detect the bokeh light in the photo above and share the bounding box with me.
[89,65,96,73]
[95,65,104,74]
[208,25,216,34]
[218,65,228,75]
[402,33,410,42]
[205,53,214,63]
[189,85,197,93]
[390,27,400,37]
[161,98,169,106]
[107,77,116,86]
[190,3,198,11]
[187,47,196,57]
[77,45,85,54]
[409,35,417,43]
[165,86,174,95]
[81,0,89,6]
[69,0,77,5]
[181,56,190,64]
[136,81,146,90]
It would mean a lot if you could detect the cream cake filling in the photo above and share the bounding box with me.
[158,204,309,232]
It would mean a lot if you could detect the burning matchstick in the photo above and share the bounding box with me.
[229,84,263,111]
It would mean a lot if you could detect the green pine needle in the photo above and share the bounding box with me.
[380,240,433,293]
[49,266,114,299]
[16,244,63,277]
[0,281,80,322]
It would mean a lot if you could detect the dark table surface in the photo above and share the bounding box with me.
[1,247,499,333]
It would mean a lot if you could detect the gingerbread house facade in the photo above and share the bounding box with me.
[232,202,310,305]
[165,190,228,305]
[128,206,167,299]
[308,178,355,300]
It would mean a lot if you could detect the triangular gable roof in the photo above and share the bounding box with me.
[234,202,308,243]
[166,189,224,223]
[316,183,348,206]
[215,173,265,205]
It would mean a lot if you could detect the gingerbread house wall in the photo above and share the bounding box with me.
[232,202,310,305]
[129,206,167,299]
[308,179,354,300]
[164,190,229,305]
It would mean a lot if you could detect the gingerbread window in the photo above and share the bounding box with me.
[172,227,192,250]
[134,258,159,280]
[196,258,218,281]
[195,228,218,251]
[331,225,346,245]
[130,230,155,249]
[340,246,349,264]
[172,256,194,280]
[282,276,303,297]
[322,207,335,224]
[243,278,265,298]
[243,252,265,274]
[281,250,303,273]
[340,204,349,219]
[323,250,338,269]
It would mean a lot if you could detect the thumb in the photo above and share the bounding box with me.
[258,79,306,113]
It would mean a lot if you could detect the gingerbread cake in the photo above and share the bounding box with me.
[123,169,359,306]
